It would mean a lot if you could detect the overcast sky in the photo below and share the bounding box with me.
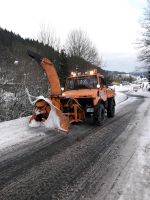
[0,0,146,72]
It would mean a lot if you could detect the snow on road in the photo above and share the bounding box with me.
[115,92,128,104]
[0,117,49,156]
[114,83,150,104]
[105,93,150,200]
[117,106,150,200]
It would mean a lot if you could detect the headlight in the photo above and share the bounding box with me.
[97,84,100,88]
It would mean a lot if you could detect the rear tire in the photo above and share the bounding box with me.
[94,103,105,126]
[107,98,115,118]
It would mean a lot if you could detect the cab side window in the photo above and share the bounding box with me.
[99,77,104,87]
[99,77,107,88]
[101,78,107,86]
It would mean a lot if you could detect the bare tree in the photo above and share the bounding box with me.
[65,29,101,67]
[138,0,150,82]
[37,25,60,51]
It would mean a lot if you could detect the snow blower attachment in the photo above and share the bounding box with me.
[27,50,69,133]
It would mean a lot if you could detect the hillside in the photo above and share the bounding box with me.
[0,27,101,121]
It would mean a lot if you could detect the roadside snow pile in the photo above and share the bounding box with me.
[127,82,150,98]
[0,117,47,154]
[129,88,150,98]
[109,85,129,105]
[111,85,132,92]
[111,84,150,104]
[111,96,150,200]
[115,92,128,105]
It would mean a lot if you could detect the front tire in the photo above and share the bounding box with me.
[107,98,115,118]
[94,103,105,126]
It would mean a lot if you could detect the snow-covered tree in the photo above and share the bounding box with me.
[139,0,150,82]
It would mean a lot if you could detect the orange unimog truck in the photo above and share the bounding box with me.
[61,70,115,125]
[27,50,115,133]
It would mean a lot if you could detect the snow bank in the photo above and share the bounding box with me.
[108,85,129,105]
[110,85,132,92]
[1,91,16,102]
[115,92,128,105]
[0,117,47,154]
[116,98,150,200]
[128,88,150,98]
[111,84,150,102]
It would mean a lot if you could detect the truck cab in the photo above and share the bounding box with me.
[61,70,115,125]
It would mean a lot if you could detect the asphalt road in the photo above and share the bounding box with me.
[0,94,148,200]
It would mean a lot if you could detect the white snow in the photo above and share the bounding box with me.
[118,99,150,200]
[110,84,132,92]
[14,60,19,65]
[1,91,16,102]
[115,92,128,105]
[0,116,49,156]
[111,82,150,94]
[105,93,150,200]
[128,88,150,98]
[112,83,150,103]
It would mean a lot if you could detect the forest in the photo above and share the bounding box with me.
[0,27,102,121]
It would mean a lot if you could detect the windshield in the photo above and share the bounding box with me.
[65,75,97,90]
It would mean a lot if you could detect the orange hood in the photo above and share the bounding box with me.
[62,89,97,99]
